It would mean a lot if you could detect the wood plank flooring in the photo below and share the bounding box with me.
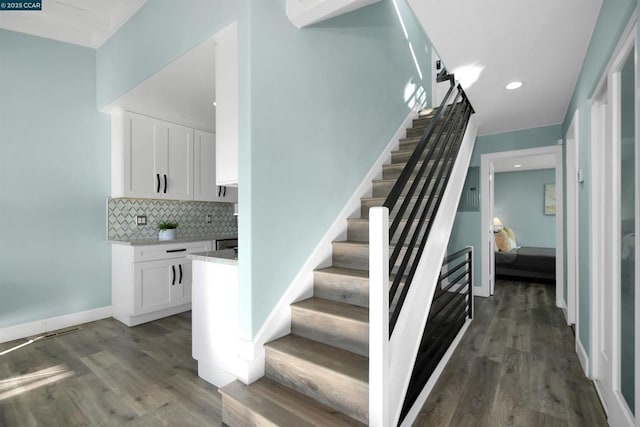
[0,312,223,426]
[0,280,606,426]
[414,280,608,427]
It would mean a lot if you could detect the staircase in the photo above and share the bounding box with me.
[219,107,467,426]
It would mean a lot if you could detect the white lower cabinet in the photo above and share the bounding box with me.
[112,240,212,326]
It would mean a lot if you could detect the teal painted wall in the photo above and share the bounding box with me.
[241,0,433,338]
[96,0,245,108]
[449,125,562,288]
[0,30,111,328]
[561,0,636,366]
[96,0,433,339]
[494,169,556,248]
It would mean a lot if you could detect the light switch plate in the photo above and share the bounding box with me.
[136,215,147,226]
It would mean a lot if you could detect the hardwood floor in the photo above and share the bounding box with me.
[415,280,608,427]
[0,281,606,426]
[0,312,223,426]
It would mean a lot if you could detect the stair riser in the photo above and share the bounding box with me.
[313,271,369,308]
[382,159,452,180]
[265,349,368,424]
[392,147,440,164]
[332,243,416,271]
[361,197,437,219]
[347,219,427,244]
[372,178,441,198]
[291,309,368,357]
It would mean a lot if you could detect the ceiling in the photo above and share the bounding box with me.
[105,36,217,133]
[0,0,146,48]
[408,0,603,136]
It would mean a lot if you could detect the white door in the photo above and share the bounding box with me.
[565,113,579,325]
[488,162,495,296]
[593,27,636,425]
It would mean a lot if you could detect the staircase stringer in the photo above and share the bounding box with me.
[385,114,478,425]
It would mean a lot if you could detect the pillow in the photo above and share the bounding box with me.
[495,227,518,252]
[504,227,518,250]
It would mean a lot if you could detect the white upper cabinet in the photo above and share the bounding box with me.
[123,112,156,198]
[122,111,193,200]
[116,112,236,202]
[215,23,239,187]
[194,129,238,203]
[163,122,193,200]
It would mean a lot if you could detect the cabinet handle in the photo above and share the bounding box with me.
[179,264,183,284]
[166,248,186,253]
[156,174,161,193]
[223,186,227,197]
[218,186,221,197]
[171,265,176,286]
[163,174,167,193]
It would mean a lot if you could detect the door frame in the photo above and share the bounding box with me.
[589,13,637,425]
[479,145,564,306]
[565,111,579,326]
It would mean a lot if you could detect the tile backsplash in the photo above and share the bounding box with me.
[108,198,237,241]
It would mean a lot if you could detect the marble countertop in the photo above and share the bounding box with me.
[109,234,237,246]
[188,249,238,266]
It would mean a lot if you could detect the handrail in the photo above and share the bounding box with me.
[385,74,474,333]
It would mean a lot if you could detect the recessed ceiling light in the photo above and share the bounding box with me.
[211,101,217,107]
[514,164,522,168]
[505,81,523,90]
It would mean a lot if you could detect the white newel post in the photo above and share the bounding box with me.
[369,207,390,426]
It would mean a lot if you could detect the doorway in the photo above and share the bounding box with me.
[590,17,637,425]
[479,146,564,302]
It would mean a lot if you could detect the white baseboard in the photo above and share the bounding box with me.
[235,107,420,384]
[0,306,113,344]
[576,336,590,377]
[400,319,472,427]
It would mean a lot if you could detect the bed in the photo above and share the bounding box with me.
[494,227,556,283]
[495,246,556,283]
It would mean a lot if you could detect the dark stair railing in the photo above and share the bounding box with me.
[399,246,473,422]
[385,73,475,333]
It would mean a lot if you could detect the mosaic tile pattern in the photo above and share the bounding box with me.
[108,198,237,240]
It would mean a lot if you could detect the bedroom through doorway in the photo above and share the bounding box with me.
[479,145,565,313]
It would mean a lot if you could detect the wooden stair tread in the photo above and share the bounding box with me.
[220,378,364,426]
[265,334,368,385]
[315,265,369,278]
[314,265,407,284]
[292,297,368,324]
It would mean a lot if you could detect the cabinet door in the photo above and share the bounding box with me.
[215,25,238,186]
[193,130,217,201]
[219,185,238,203]
[156,123,193,200]
[124,112,157,197]
[175,259,193,306]
[133,259,176,315]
